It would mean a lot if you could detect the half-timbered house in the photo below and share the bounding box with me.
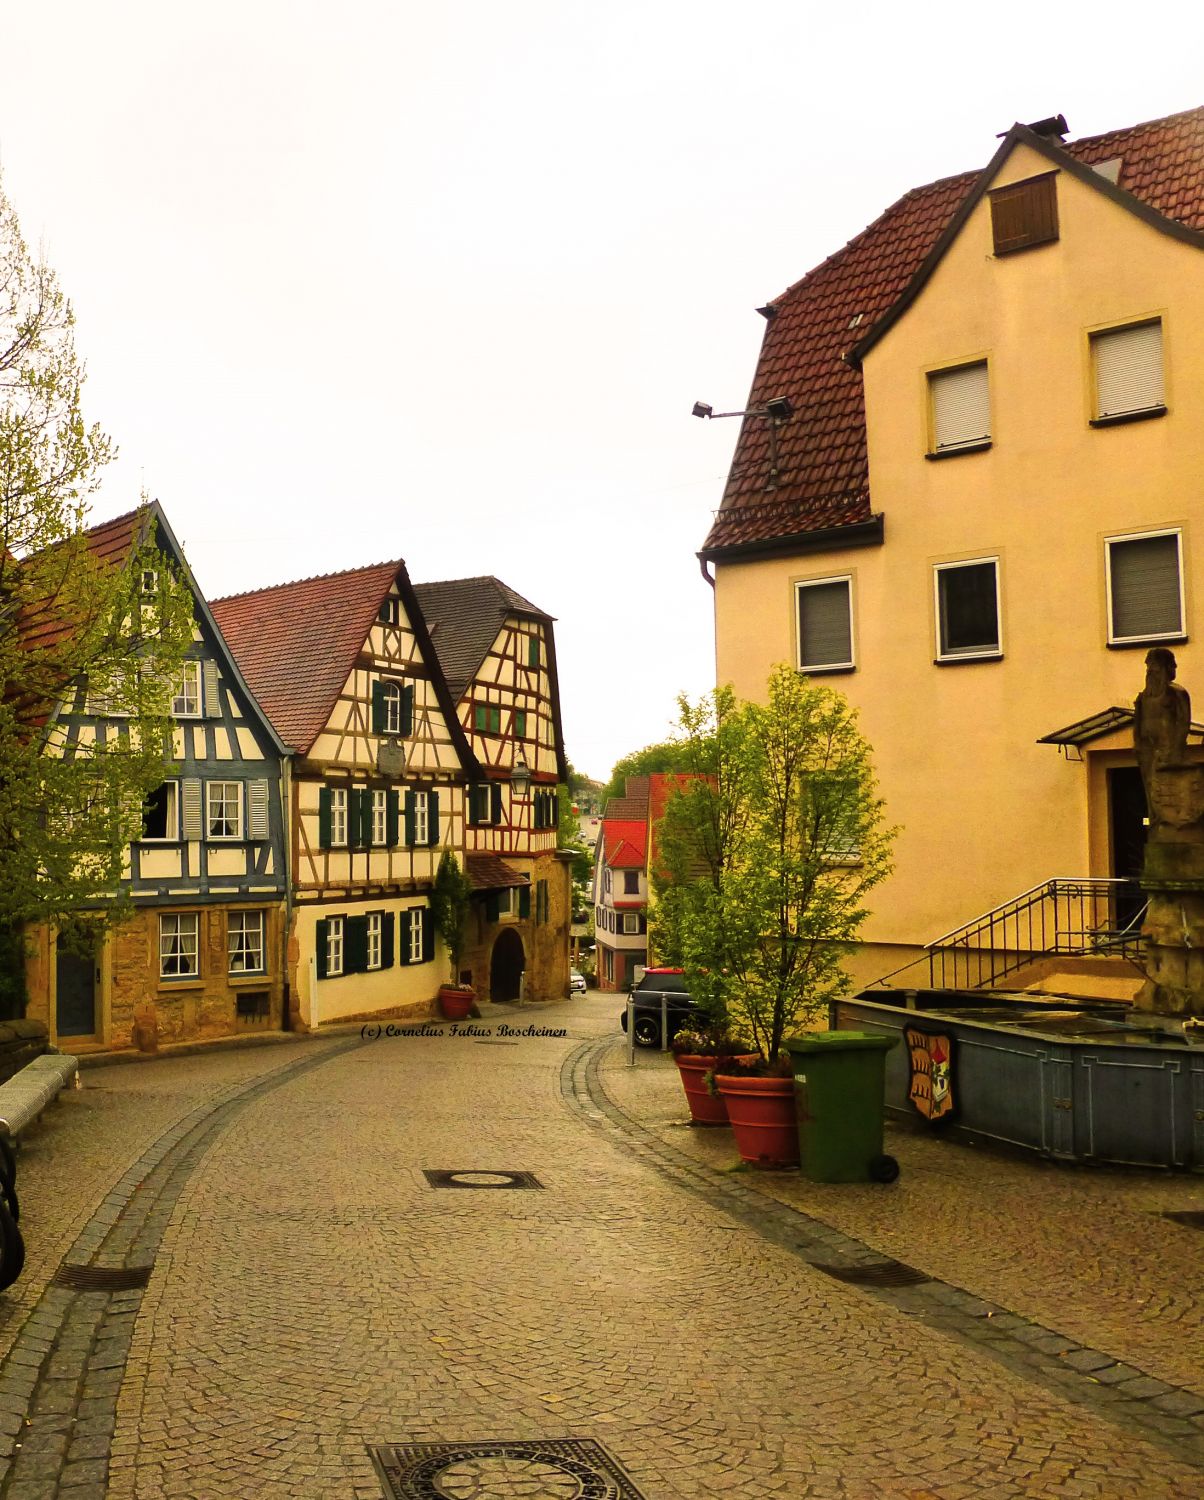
[212,562,479,1027]
[413,577,572,1002]
[24,504,291,1050]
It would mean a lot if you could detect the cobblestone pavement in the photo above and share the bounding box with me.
[0,996,1201,1497]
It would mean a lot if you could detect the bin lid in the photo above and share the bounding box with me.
[783,1030,897,1054]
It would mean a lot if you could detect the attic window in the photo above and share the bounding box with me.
[378,597,401,626]
[989,173,1059,255]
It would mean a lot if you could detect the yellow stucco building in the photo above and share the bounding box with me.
[701,108,1204,989]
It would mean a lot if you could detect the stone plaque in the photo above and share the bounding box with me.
[377,740,406,777]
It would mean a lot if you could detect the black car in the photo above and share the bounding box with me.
[619,969,700,1048]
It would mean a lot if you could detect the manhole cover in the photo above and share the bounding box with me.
[52,1262,154,1291]
[423,1170,543,1190]
[369,1440,646,1499]
[810,1259,932,1287]
[1162,1209,1204,1228]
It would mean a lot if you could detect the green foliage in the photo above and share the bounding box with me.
[0,178,195,930]
[654,666,897,1063]
[602,739,682,804]
[556,785,592,885]
[431,851,473,979]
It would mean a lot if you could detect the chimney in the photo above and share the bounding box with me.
[1025,113,1069,144]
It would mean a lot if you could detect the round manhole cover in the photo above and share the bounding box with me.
[434,1454,588,1497]
[447,1172,520,1187]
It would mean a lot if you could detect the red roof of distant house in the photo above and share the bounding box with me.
[700,106,1204,558]
[18,507,149,656]
[602,820,647,869]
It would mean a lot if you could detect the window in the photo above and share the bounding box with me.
[173,662,202,717]
[412,791,430,845]
[1091,321,1165,424]
[1106,531,1184,644]
[206,782,243,839]
[928,363,990,454]
[382,682,402,734]
[142,782,179,841]
[989,173,1058,254]
[228,912,265,974]
[326,916,344,977]
[469,782,499,826]
[160,914,199,978]
[378,597,401,626]
[623,871,639,895]
[372,789,388,846]
[796,577,854,671]
[935,559,1002,661]
[514,710,527,739]
[408,910,424,964]
[622,913,640,935]
[141,568,159,595]
[604,870,612,893]
[329,787,348,847]
[496,888,514,917]
[366,912,382,970]
[473,703,502,734]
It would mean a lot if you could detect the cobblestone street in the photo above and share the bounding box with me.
[0,995,1202,1498]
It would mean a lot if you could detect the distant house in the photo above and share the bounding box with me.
[593,777,650,990]
[413,576,572,1002]
[25,504,290,1050]
[212,562,479,1027]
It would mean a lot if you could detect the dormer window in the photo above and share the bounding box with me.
[989,173,1058,255]
[378,597,401,626]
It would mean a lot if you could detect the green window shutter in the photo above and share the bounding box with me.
[422,908,435,964]
[346,915,369,973]
[551,788,560,828]
[534,792,544,830]
[315,919,329,979]
[381,912,395,970]
[528,637,539,668]
[428,790,440,846]
[514,711,527,738]
[386,790,400,847]
[371,680,385,734]
[518,885,531,919]
[318,787,332,849]
[397,910,412,965]
[402,685,414,736]
[203,660,221,717]
[491,784,502,824]
[404,791,416,846]
[347,790,362,849]
[485,891,500,922]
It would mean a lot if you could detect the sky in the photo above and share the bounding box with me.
[1,2,1202,781]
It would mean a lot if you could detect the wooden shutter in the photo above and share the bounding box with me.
[346,915,369,974]
[533,793,543,830]
[490,784,502,824]
[247,779,270,839]
[486,891,500,922]
[402,685,414,736]
[427,790,440,846]
[397,909,412,965]
[1094,322,1164,419]
[551,789,560,828]
[202,660,221,717]
[1109,534,1182,640]
[181,779,203,839]
[989,173,1058,254]
[404,790,416,846]
[798,580,852,670]
[381,912,395,970]
[931,363,989,450]
[421,908,435,964]
[371,681,385,734]
[386,789,400,847]
[315,919,329,979]
[518,884,531,919]
[318,786,332,849]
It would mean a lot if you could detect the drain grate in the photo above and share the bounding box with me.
[423,1170,543,1191]
[1162,1209,1204,1229]
[369,1438,646,1499]
[51,1262,154,1292]
[810,1258,932,1288]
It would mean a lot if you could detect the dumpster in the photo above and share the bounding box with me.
[783,1031,899,1183]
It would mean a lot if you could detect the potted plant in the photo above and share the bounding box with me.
[670,1025,758,1126]
[712,1053,801,1166]
[431,852,475,1020]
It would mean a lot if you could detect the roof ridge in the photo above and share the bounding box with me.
[414,574,502,589]
[211,558,402,604]
[1070,101,1204,143]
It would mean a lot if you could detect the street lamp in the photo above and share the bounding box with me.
[690,394,794,487]
[511,753,532,799]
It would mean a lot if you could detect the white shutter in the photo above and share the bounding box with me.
[203,660,221,717]
[1094,322,1164,419]
[931,363,990,450]
[247,779,270,839]
[181,779,203,839]
[798,580,853,670]
[1109,534,1182,640]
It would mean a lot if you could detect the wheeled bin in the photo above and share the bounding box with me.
[783,1031,899,1183]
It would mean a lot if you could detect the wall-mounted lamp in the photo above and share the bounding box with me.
[511,753,532,799]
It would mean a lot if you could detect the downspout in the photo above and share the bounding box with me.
[280,752,294,1031]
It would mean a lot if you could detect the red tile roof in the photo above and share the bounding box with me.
[210,561,401,752]
[18,507,149,655]
[465,853,527,891]
[602,820,647,869]
[701,106,1204,557]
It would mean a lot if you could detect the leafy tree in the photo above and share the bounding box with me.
[431,851,473,984]
[654,666,896,1061]
[0,179,194,941]
[556,785,592,886]
[602,740,682,804]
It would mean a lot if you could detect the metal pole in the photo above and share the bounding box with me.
[309,954,319,1033]
[661,995,669,1053]
[626,997,635,1067]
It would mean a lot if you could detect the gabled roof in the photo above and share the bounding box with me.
[18,507,152,656]
[700,106,1204,561]
[413,574,569,782]
[210,560,475,768]
[603,775,650,821]
[602,820,647,870]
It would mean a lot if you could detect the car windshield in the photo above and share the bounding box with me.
[634,972,691,995]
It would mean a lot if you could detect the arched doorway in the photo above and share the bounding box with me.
[490,929,525,1002]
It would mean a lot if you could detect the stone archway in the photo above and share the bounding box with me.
[489,928,525,1002]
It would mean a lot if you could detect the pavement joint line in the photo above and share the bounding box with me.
[561,1035,1204,1473]
[0,1036,359,1497]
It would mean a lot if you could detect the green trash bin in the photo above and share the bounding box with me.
[783,1031,899,1184]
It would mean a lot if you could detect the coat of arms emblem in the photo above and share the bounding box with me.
[904,1026,955,1122]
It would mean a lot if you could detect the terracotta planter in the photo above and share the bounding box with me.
[715,1074,800,1168]
[437,986,475,1021]
[674,1054,761,1126]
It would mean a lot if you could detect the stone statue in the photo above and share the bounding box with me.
[1134,647,1191,812]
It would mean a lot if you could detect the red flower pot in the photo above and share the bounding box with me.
[715,1074,800,1168]
[675,1054,762,1126]
[437,986,475,1021]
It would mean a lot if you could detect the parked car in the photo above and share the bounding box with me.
[569,970,587,994]
[618,968,700,1048]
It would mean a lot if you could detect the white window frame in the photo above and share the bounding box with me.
[228,911,265,975]
[408,910,424,964]
[159,913,199,978]
[206,781,244,840]
[173,661,202,718]
[326,916,344,977]
[1105,528,1185,645]
[496,888,514,917]
[379,597,401,626]
[795,576,855,673]
[366,912,382,970]
[382,681,403,735]
[412,790,430,846]
[371,789,388,846]
[329,787,348,848]
[933,557,1003,662]
[622,912,640,935]
[142,781,180,842]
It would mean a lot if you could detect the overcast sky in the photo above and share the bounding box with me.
[2,3,1201,780]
